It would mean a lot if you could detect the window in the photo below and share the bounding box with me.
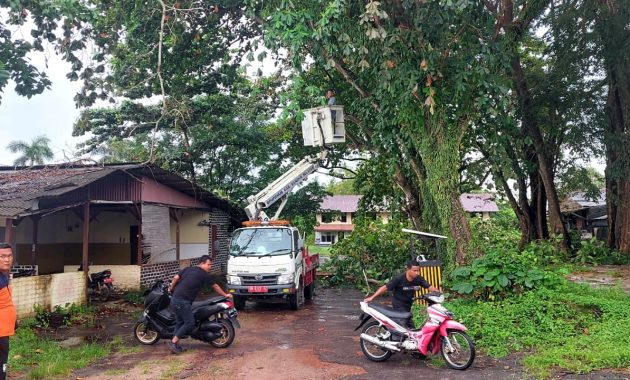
[320,233,335,244]
[322,213,333,223]
[340,214,347,223]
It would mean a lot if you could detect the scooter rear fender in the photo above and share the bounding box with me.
[354,313,372,331]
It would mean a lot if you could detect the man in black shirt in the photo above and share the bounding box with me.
[167,255,232,353]
[364,259,439,312]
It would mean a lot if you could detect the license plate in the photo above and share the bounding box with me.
[248,286,268,293]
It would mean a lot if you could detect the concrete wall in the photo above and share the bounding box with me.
[11,209,137,274]
[63,265,141,290]
[169,209,211,260]
[12,210,137,244]
[11,272,86,319]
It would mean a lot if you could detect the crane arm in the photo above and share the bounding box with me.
[245,150,327,221]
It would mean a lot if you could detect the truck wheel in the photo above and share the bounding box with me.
[233,295,246,310]
[304,279,315,300]
[289,286,304,311]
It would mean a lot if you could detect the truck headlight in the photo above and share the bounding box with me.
[277,274,293,284]
[227,275,241,285]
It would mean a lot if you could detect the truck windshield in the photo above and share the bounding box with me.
[229,228,293,257]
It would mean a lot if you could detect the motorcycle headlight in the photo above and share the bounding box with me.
[227,275,241,285]
[277,274,293,284]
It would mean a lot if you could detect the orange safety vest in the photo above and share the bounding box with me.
[0,285,16,337]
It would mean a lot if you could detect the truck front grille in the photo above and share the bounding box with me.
[240,274,279,286]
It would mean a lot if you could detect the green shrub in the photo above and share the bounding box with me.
[446,281,630,377]
[468,207,522,253]
[124,288,147,305]
[323,218,414,290]
[449,248,563,300]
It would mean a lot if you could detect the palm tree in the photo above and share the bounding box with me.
[7,135,54,166]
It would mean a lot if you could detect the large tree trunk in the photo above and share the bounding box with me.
[532,173,549,240]
[394,165,423,230]
[511,55,572,252]
[599,1,630,254]
[421,115,472,266]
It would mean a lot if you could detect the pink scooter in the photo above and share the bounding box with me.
[355,291,475,370]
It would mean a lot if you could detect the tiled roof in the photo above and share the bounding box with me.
[459,193,499,213]
[319,195,362,213]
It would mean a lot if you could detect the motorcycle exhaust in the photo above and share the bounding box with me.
[360,333,401,352]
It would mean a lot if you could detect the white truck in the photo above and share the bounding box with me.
[226,105,345,310]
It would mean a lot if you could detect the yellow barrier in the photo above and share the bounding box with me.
[414,260,442,305]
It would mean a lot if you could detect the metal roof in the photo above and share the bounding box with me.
[459,193,499,213]
[0,163,244,221]
[561,190,606,212]
[319,195,362,213]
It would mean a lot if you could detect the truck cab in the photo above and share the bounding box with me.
[226,223,318,310]
[226,104,342,310]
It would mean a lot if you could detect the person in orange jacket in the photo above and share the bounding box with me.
[0,243,16,380]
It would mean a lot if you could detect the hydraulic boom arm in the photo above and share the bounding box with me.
[244,150,328,221]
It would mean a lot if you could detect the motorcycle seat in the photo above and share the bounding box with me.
[192,296,227,310]
[369,304,412,320]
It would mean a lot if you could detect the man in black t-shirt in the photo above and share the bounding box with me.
[364,259,439,312]
[167,255,232,354]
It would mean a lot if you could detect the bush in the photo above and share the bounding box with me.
[323,218,415,290]
[468,207,522,254]
[446,282,630,377]
[449,248,564,300]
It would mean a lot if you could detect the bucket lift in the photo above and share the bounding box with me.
[244,105,345,221]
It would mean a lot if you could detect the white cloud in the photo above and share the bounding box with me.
[0,51,85,166]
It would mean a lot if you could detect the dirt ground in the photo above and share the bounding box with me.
[567,265,630,293]
[19,266,630,380]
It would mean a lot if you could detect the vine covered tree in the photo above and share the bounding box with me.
[245,0,512,265]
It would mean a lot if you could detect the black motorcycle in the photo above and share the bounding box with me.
[133,281,240,348]
[80,267,114,302]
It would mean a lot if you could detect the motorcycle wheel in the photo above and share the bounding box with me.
[133,321,160,345]
[99,286,111,302]
[440,330,475,370]
[209,319,235,348]
[360,321,393,362]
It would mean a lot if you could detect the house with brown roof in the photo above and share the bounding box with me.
[561,191,607,240]
[0,163,244,287]
[459,193,499,220]
[314,195,390,245]
[315,193,499,245]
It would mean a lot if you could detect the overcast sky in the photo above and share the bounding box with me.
[0,53,84,166]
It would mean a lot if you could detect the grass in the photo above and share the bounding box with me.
[307,244,331,256]
[10,327,111,379]
[442,280,630,378]
[159,360,185,379]
[105,369,128,375]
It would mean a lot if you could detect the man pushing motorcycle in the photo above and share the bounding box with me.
[364,259,439,314]
[167,255,232,354]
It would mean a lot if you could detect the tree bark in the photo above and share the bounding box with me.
[511,55,571,252]
[599,1,630,254]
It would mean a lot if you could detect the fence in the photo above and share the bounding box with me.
[11,272,86,319]
[63,265,141,290]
